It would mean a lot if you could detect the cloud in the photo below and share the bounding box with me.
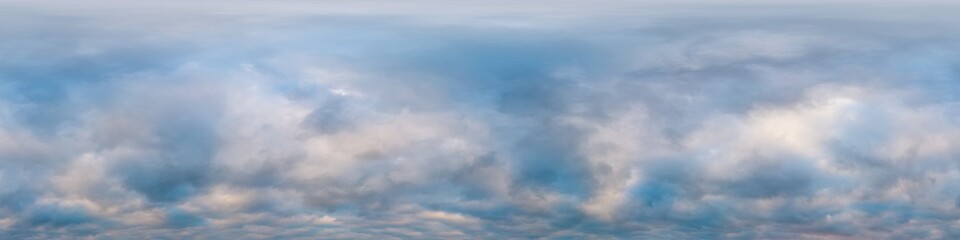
[2,1,960,239]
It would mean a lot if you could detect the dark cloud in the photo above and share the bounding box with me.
[24,205,94,227]
[164,208,206,228]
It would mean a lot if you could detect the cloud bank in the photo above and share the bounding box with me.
[2,1,960,239]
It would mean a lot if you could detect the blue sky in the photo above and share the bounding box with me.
[2,1,960,239]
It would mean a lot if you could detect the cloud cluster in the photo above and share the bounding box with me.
[2,1,960,239]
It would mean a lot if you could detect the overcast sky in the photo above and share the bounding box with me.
[2,1,960,239]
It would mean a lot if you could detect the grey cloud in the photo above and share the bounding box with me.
[3,2,960,239]
[725,158,818,199]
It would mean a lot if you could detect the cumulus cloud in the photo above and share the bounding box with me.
[2,1,960,239]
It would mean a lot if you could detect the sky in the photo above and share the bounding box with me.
[2,1,960,239]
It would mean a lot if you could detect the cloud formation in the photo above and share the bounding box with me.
[2,1,960,239]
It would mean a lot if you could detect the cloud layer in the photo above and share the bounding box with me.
[2,1,960,239]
